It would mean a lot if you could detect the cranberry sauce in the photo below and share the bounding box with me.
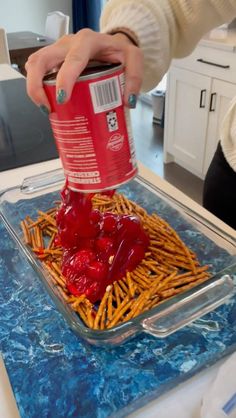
[56,183,150,303]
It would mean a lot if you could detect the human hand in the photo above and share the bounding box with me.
[25,29,143,112]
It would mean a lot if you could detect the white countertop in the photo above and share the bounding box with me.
[1,158,235,418]
[200,28,236,52]
[0,64,24,81]
[0,64,236,418]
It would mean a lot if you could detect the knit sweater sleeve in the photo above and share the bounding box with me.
[100,0,236,91]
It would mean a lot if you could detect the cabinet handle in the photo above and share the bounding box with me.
[197,58,230,69]
[209,93,217,112]
[199,89,206,108]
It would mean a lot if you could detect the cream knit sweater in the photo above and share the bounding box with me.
[101,0,236,171]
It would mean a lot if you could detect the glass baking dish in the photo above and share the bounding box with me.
[0,168,235,346]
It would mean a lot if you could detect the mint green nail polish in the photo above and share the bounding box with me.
[57,89,66,104]
[128,94,137,109]
[39,104,49,115]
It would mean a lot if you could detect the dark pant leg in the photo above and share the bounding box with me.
[203,142,236,230]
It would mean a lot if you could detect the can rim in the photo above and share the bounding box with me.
[43,62,123,85]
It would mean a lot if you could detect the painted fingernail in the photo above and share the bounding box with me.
[57,89,66,104]
[128,94,137,109]
[39,104,49,115]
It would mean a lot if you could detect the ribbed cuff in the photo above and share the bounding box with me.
[221,98,236,171]
[100,0,171,92]
[109,27,139,47]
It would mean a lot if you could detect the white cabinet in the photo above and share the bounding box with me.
[164,43,236,179]
[165,68,211,175]
[203,78,236,173]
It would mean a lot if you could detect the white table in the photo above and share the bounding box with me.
[0,63,24,81]
[0,63,235,418]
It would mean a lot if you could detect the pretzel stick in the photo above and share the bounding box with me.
[47,233,56,249]
[100,308,107,330]
[164,272,211,290]
[57,286,70,302]
[51,261,63,276]
[135,265,153,279]
[94,285,112,330]
[120,195,133,212]
[118,279,129,295]
[20,220,32,245]
[86,307,95,329]
[70,295,86,309]
[131,273,149,290]
[159,277,208,299]
[46,226,58,235]
[116,282,126,300]
[126,272,136,298]
[107,287,114,321]
[123,291,149,321]
[37,211,57,227]
[43,262,66,288]
[30,228,37,249]
[155,270,178,292]
[113,282,121,307]
[107,297,132,328]
[144,295,161,311]
[25,215,34,225]
[75,304,90,327]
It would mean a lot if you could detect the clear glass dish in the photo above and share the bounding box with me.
[0,169,235,346]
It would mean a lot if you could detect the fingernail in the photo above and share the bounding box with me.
[128,94,137,109]
[57,89,66,104]
[39,104,49,115]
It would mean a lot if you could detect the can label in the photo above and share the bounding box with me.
[44,64,137,192]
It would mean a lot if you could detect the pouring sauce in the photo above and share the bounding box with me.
[56,183,150,303]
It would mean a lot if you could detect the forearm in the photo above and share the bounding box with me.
[100,0,236,91]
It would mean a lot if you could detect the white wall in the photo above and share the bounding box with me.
[0,0,72,34]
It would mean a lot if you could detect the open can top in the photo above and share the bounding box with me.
[43,62,123,84]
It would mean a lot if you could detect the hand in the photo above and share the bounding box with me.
[25,29,143,112]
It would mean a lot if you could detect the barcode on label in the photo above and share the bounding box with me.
[89,76,122,114]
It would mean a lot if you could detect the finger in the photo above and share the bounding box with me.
[55,47,90,103]
[26,45,69,109]
[26,64,51,111]
[55,30,107,103]
[123,46,143,108]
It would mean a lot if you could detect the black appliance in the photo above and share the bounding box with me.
[0,77,58,172]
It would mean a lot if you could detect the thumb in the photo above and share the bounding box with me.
[123,45,143,108]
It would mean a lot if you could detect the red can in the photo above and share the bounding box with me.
[43,63,137,192]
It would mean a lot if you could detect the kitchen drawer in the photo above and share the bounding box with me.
[172,45,236,84]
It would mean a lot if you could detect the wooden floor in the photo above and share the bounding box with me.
[131,101,204,204]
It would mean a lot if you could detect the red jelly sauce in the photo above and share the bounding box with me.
[56,183,150,303]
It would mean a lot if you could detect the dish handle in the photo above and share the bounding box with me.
[141,274,234,338]
[21,169,65,194]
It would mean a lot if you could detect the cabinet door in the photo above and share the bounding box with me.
[164,68,211,175]
[203,79,236,175]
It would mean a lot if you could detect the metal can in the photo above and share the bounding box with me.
[43,63,137,192]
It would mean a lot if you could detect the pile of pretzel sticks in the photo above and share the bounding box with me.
[20,192,211,330]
